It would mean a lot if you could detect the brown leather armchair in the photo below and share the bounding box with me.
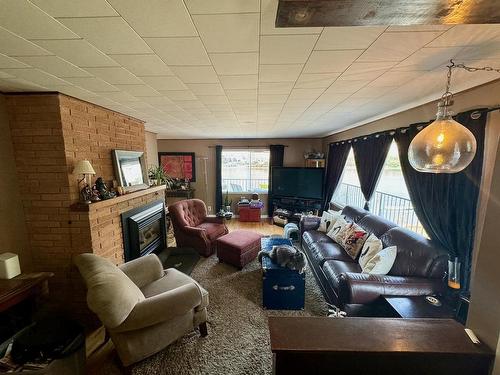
[169,199,228,256]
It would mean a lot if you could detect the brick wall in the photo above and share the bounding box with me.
[6,93,152,326]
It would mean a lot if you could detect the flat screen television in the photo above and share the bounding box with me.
[272,167,324,200]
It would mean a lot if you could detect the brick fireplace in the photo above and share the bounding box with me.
[6,93,162,325]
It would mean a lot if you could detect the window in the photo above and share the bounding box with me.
[221,149,270,193]
[332,141,426,236]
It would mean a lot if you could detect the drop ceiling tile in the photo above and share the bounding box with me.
[258,82,294,94]
[35,40,118,67]
[175,100,206,109]
[186,83,225,95]
[65,76,119,91]
[0,71,15,79]
[0,27,51,56]
[456,44,500,61]
[0,77,48,91]
[387,25,452,32]
[114,84,161,97]
[219,75,258,89]
[197,95,230,104]
[210,53,258,75]
[0,0,78,40]
[260,0,322,36]
[210,104,233,112]
[2,68,71,87]
[323,79,368,94]
[304,50,363,73]
[161,90,197,101]
[0,54,29,69]
[258,94,289,104]
[31,0,118,17]
[110,54,173,76]
[357,31,443,62]
[368,71,421,87]
[15,55,91,77]
[288,88,324,100]
[340,62,395,80]
[315,27,386,50]
[350,85,396,98]
[259,64,303,82]
[193,14,259,53]
[107,0,197,37]
[428,25,500,47]
[99,91,140,102]
[59,17,152,54]
[53,85,98,99]
[260,35,318,64]
[393,47,464,71]
[185,0,259,14]
[145,37,210,66]
[140,76,187,91]
[226,89,257,100]
[295,73,341,89]
[170,66,219,83]
[85,67,143,84]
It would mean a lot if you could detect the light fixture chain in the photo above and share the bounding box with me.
[452,61,500,74]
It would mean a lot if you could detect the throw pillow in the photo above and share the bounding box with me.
[359,233,383,270]
[326,215,347,240]
[337,222,369,260]
[318,210,341,233]
[362,246,397,275]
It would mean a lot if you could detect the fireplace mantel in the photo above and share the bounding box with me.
[70,185,166,212]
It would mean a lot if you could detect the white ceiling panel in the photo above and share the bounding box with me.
[185,0,259,14]
[358,31,444,62]
[0,0,78,40]
[145,37,210,66]
[304,50,364,73]
[31,0,118,17]
[35,39,118,67]
[193,14,259,53]
[170,66,219,83]
[260,35,318,64]
[140,76,187,91]
[107,0,197,37]
[315,27,386,50]
[59,17,152,54]
[210,53,259,75]
[219,75,258,89]
[0,3,499,139]
[110,54,173,76]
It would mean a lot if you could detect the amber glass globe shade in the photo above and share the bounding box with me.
[408,112,477,173]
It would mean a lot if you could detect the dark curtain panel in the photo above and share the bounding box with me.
[323,142,352,210]
[394,109,487,290]
[215,145,223,212]
[268,145,285,217]
[352,133,393,210]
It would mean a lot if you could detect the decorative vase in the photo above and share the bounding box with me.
[225,205,231,212]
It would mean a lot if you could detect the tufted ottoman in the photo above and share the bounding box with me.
[216,230,263,269]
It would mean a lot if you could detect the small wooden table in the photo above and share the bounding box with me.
[0,272,53,313]
[269,316,494,375]
[385,296,456,319]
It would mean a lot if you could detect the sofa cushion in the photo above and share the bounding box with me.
[303,230,332,247]
[341,205,369,223]
[310,241,354,265]
[75,253,145,329]
[322,260,362,289]
[357,214,397,238]
[197,222,227,241]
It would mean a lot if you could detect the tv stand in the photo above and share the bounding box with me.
[270,196,322,224]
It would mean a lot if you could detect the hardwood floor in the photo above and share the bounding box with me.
[226,218,284,236]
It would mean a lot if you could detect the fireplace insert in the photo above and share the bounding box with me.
[121,200,166,262]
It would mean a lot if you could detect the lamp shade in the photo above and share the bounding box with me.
[408,113,476,173]
[73,160,96,175]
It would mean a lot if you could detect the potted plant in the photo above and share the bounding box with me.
[148,165,174,189]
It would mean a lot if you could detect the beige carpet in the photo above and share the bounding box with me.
[97,254,328,375]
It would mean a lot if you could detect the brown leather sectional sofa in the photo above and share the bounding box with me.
[300,205,448,312]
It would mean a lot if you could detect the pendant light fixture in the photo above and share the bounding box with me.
[408,60,500,173]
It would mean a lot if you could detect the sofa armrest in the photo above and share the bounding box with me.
[119,254,164,288]
[299,216,321,238]
[113,282,203,332]
[204,216,225,224]
[338,272,446,305]
[183,226,209,240]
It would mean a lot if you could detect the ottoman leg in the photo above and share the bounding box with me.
[199,322,208,337]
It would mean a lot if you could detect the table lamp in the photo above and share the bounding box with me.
[73,160,96,204]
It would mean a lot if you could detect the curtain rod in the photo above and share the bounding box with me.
[208,145,288,149]
[329,106,499,146]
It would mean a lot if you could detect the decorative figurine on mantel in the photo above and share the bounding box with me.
[72,160,96,204]
[95,177,116,200]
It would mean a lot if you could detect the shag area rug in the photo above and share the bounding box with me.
[98,254,328,375]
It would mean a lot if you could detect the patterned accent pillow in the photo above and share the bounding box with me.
[362,246,397,275]
[318,210,341,233]
[337,222,369,260]
[359,233,383,270]
[326,215,347,240]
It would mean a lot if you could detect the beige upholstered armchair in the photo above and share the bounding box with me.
[75,253,209,366]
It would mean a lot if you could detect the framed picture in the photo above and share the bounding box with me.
[158,152,196,182]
